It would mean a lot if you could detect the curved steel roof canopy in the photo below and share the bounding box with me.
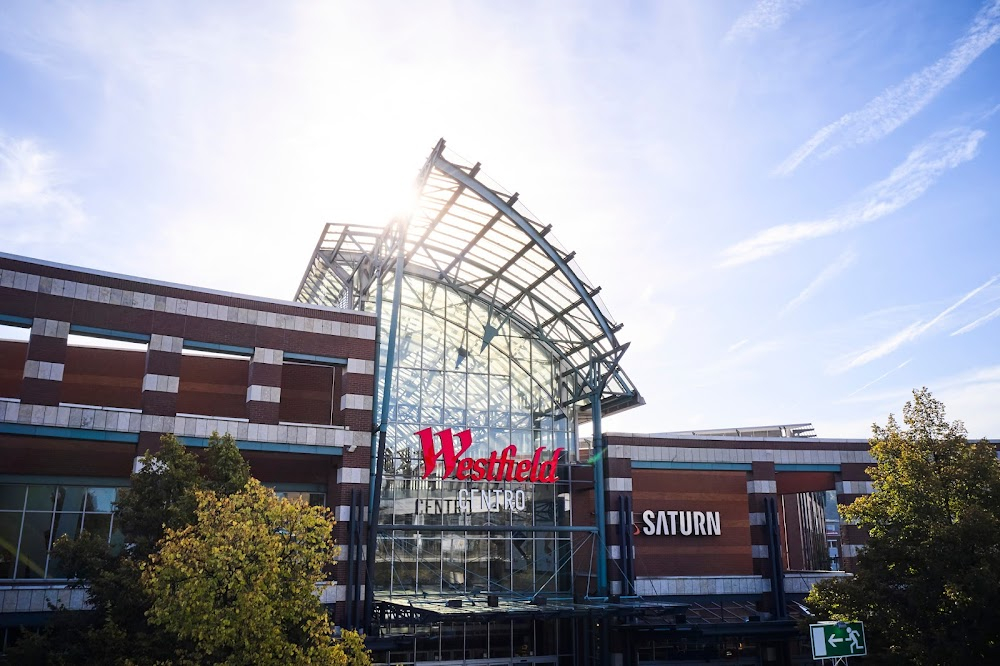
[295,139,642,417]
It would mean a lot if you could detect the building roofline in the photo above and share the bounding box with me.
[604,431,1000,445]
[0,252,373,319]
[603,431,870,445]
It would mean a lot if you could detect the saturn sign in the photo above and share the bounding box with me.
[640,510,722,536]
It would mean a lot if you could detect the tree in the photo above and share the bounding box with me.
[807,388,1000,664]
[142,478,346,665]
[10,433,370,666]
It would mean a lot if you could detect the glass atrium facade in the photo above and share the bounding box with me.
[295,138,641,615]
[375,274,576,598]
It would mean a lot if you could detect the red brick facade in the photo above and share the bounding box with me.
[0,254,377,627]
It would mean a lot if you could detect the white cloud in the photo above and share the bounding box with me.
[720,128,985,267]
[951,303,1000,335]
[845,359,911,398]
[0,132,86,244]
[779,248,857,316]
[834,364,1000,437]
[728,338,750,353]
[700,339,783,382]
[774,0,1000,175]
[837,274,999,372]
[724,0,807,44]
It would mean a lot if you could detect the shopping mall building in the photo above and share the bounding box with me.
[2,141,883,664]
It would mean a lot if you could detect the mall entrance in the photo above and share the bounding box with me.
[370,615,577,665]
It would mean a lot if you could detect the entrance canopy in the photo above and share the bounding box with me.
[372,597,686,627]
[296,139,641,416]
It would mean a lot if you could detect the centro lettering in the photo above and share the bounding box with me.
[416,427,563,483]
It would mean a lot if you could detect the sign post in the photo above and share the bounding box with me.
[810,621,866,662]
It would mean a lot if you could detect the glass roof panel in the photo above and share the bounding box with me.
[294,140,642,416]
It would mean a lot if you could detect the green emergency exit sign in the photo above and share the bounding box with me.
[810,621,866,659]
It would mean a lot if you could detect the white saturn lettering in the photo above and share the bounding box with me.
[641,510,721,536]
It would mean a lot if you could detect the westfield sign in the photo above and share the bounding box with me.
[416,427,563,483]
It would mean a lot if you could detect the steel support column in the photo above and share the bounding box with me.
[367,268,384,519]
[364,222,408,630]
[592,390,608,598]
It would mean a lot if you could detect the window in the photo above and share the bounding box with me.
[274,491,326,506]
[0,483,121,580]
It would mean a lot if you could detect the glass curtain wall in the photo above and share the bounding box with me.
[0,484,121,579]
[375,275,576,598]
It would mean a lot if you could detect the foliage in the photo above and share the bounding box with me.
[142,478,343,664]
[9,432,370,666]
[807,388,1000,665]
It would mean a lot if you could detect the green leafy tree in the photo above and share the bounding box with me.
[807,388,1000,664]
[142,478,352,665]
[9,433,370,666]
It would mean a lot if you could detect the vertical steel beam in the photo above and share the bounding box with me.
[618,494,636,596]
[345,488,358,629]
[591,390,608,598]
[364,222,408,630]
[367,268,384,518]
[765,496,788,618]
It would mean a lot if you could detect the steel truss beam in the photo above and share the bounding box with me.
[295,139,641,416]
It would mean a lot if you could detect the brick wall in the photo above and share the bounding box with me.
[279,363,335,425]
[176,354,249,418]
[0,340,27,399]
[0,435,135,478]
[0,255,376,362]
[62,345,145,409]
[632,469,754,576]
[0,255,377,430]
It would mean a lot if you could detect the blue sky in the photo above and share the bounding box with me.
[2,1,999,438]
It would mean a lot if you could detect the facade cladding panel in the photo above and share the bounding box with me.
[776,471,836,495]
[278,363,336,425]
[631,469,753,576]
[0,341,28,399]
[1,435,136,479]
[176,353,249,419]
[61,346,145,410]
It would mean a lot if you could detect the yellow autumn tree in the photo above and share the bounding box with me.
[142,477,370,665]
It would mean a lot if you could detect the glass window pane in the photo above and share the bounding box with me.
[392,541,417,590]
[0,512,24,578]
[55,487,87,513]
[51,512,82,544]
[109,526,125,555]
[0,485,26,511]
[419,370,443,425]
[16,513,53,578]
[81,513,112,540]
[84,488,117,513]
[25,486,57,511]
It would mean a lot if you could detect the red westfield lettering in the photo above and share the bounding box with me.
[416,428,563,483]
